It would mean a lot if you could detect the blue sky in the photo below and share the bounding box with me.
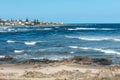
[0,0,120,23]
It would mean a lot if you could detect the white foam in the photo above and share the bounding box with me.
[14,50,24,53]
[44,28,52,30]
[79,37,108,41]
[67,28,114,31]
[24,41,37,46]
[96,49,120,54]
[70,51,75,54]
[65,36,120,42]
[0,27,34,33]
[7,40,16,43]
[0,55,5,58]
[65,36,109,41]
[68,28,97,31]
[37,28,52,31]
[101,28,114,30]
[69,46,79,49]
[113,39,120,42]
[69,46,120,55]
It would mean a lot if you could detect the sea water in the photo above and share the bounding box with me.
[0,24,120,64]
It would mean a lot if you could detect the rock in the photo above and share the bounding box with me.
[93,58,112,65]
[22,58,58,64]
[60,56,92,64]
[0,55,13,61]
[60,56,112,65]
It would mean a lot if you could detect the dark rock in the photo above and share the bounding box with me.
[93,58,112,65]
[22,58,58,64]
[0,55,13,61]
[60,56,92,64]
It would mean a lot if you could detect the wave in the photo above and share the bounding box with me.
[70,51,75,54]
[14,50,24,53]
[6,40,46,45]
[36,28,52,31]
[69,46,120,54]
[7,40,16,43]
[43,28,52,30]
[113,39,120,42]
[65,36,120,42]
[0,27,52,33]
[68,28,97,30]
[101,28,114,30]
[0,28,31,33]
[24,41,37,46]
[67,28,115,31]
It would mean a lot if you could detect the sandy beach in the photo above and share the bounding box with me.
[0,56,120,80]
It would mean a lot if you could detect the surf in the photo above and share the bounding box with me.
[67,28,115,31]
[24,41,37,46]
[69,46,120,55]
[14,50,24,53]
[65,36,120,42]
[7,40,16,43]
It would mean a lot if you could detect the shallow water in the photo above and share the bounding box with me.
[0,24,120,64]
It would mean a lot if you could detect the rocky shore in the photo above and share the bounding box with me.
[0,56,112,65]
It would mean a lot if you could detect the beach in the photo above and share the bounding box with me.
[0,56,120,80]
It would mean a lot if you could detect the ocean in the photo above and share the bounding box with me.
[0,24,120,64]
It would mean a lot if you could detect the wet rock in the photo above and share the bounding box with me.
[0,55,13,61]
[22,58,58,64]
[93,58,112,65]
[60,56,92,64]
[18,56,112,65]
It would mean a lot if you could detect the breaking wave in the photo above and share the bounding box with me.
[67,28,115,31]
[69,46,120,55]
[7,40,46,45]
[0,27,52,33]
[37,28,52,31]
[7,40,16,43]
[24,41,37,46]
[14,50,24,53]
[65,36,120,42]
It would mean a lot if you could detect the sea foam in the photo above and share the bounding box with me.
[0,55,5,58]
[67,28,114,31]
[7,40,16,43]
[14,50,24,53]
[68,28,97,31]
[65,36,120,42]
[24,41,37,46]
[69,46,120,55]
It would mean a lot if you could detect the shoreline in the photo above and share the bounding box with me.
[0,24,65,27]
[0,56,120,80]
[0,56,113,65]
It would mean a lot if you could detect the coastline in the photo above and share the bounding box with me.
[0,56,120,80]
[0,24,65,27]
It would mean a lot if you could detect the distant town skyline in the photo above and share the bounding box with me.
[0,0,120,23]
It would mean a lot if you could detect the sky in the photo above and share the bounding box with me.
[0,0,120,23]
